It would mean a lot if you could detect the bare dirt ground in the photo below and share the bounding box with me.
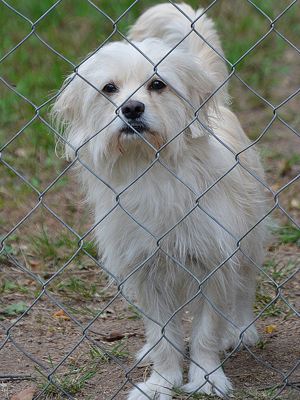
[0,240,299,400]
[1,50,299,399]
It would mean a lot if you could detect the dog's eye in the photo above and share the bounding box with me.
[149,80,166,91]
[102,83,118,94]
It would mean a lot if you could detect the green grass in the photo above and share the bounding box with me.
[1,224,99,272]
[1,0,299,145]
[127,304,142,320]
[263,258,297,281]
[0,279,29,294]
[275,225,300,246]
[0,233,19,257]
[35,360,97,399]
[35,342,129,398]
[0,301,28,319]
[56,276,97,300]
[89,345,111,364]
[64,304,99,318]
[254,258,297,318]
[89,340,129,363]
[82,240,98,258]
[254,291,287,318]
[285,153,300,168]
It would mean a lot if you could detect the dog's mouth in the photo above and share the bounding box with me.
[116,123,165,152]
[120,122,149,135]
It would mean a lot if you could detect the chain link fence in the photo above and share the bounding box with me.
[0,1,299,399]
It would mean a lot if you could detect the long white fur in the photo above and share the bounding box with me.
[52,3,268,399]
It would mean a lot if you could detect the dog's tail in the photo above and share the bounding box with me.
[128,3,228,91]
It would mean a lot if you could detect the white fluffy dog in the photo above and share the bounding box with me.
[53,3,267,399]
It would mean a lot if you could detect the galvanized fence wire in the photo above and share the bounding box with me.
[0,0,299,399]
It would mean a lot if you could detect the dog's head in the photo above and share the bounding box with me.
[52,39,222,167]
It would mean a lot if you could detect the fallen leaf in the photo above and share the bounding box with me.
[23,279,36,286]
[11,386,36,400]
[52,309,70,321]
[101,331,138,342]
[265,324,277,334]
[28,259,41,270]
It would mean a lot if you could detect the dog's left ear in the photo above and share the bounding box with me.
[188,102,216,139]
[184,57,227,139]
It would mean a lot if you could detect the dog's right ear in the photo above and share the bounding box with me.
[51,73,84,160]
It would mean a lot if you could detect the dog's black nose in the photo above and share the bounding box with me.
[121,100,145,120]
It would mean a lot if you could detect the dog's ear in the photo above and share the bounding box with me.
[52,73,83,124]
[51,73,84,160]
[185,60,222,139]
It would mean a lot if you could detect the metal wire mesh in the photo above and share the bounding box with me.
[0,1,299,399]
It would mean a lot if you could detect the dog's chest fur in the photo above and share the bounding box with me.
[88,143,254,283]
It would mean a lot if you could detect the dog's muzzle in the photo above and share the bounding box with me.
[120,100,149,135]
[120,121,149,135]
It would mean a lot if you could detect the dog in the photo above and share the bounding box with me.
[52,3,268,399]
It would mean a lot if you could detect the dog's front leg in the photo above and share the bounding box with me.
[182,299,232,398]
[127,282,184,400]
[218,264,259,352]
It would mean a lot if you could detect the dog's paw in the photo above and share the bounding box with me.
[128,370,182,400]
[221,324,259,351]
[128,382,172,400]
[242,324,259,346]
[181,368,232,398]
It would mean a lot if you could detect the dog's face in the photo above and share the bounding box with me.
[53,39,218,166]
